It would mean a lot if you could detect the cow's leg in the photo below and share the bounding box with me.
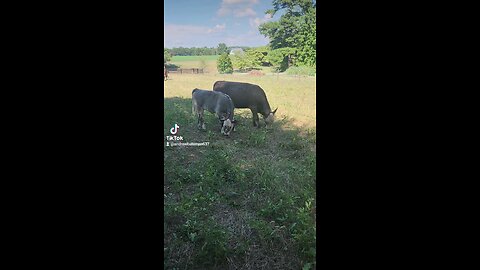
[198,115,206,130]
[250,107,260,127]
[196,108,205,130]
[200,110,206,130]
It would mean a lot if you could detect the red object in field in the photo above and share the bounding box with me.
[248,70,265,76]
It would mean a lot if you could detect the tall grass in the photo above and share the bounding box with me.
[285,66,316,76]
[164,61,316,269]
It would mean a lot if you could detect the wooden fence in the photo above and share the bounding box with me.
[167,68,204,74]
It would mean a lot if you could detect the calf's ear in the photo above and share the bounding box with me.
[272,108,278,114]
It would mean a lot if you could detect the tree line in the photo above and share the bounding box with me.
[165,44,236,63]
[166,46,218,56]
[164,44,254,58]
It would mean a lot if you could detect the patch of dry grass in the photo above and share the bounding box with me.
[164,73,316,128]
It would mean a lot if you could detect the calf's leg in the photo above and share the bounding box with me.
[196,108,206,130]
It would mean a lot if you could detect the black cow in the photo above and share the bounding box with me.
[213,81,277,127]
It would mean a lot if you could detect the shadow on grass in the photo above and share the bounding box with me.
[163,96,316,270]
[164,97,315,140]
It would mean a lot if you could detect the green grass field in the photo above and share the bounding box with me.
[170,55,220,73]
[164,60,316,269]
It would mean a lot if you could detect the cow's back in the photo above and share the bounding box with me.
[192,88,234,117]
[213,81,269,109]
[192,88,216,106]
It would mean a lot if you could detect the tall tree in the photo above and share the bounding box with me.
[217,43,228,55]
[164,48,171,63]
[217,53,233,74]
[259,0,316,67]
[266,47,296,72]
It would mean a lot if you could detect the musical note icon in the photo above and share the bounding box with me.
[170,123,180,135]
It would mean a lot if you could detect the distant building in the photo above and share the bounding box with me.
[229,48,244,55]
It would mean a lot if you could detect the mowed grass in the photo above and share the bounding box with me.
[164,63,316,269]
[170,55,220,73]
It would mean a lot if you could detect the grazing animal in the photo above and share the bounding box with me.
[164,65,168,81]
[191,88,237,136]
[213,81,277,127]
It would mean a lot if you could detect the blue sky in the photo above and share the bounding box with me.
[164,0,279,48]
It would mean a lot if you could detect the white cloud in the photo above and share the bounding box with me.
[223,31,269,47]
[217,0,259,17]
[164,23,269,48]
[249,13,272,29]
[207,24,226,33]
[164,24,227,47]
[217,6,230,16]
[234,7,256,17]
[224,0,258,4]
[165,24,210,36]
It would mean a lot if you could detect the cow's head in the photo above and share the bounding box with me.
[221,119,237,136]
[264,108,278,124]
[219,113,237,136]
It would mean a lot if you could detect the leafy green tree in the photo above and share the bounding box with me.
[253,46,271,66]
[230,47,268,71]
[266,47,296,72]
[245,48,265,68]
[164,48,171,63]
[259,0,316,67]
[230,48,248,71]
[294,9,316,67]
[217,43,228,55]
[231,54,249,72]
[217,53,233,74]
